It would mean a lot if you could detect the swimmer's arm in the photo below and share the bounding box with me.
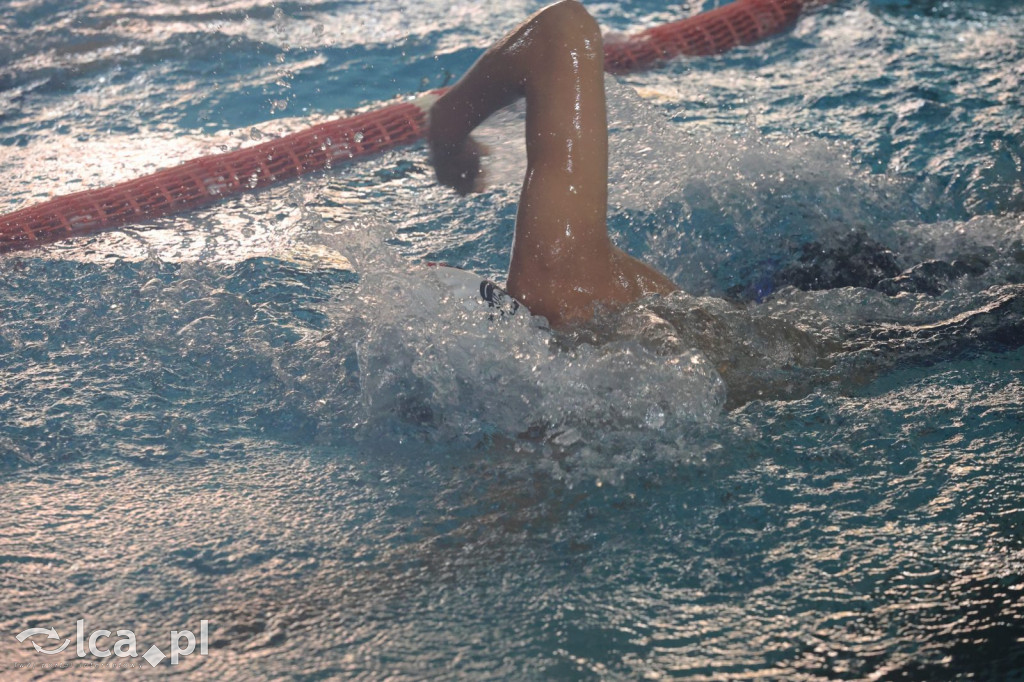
[428,8,542,194]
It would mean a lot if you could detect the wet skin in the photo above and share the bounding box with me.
[428,0,677,329]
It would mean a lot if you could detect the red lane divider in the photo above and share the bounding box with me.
[0,0,832,254]
[605,0,811,73]
[0,100,434,253]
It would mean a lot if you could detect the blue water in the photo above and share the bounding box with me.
[2,0,1024,679]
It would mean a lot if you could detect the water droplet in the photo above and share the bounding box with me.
[353,131,364,144]
[644,405,666,429]
[249,127,263,140]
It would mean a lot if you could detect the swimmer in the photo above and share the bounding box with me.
[427,1,1024,409]
[428,0,677,329]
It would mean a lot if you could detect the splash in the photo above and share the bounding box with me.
[311,224,727,450]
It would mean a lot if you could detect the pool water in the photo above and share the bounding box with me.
[2,0,1023,679]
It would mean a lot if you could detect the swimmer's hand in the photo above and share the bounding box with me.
[430,136,487,195]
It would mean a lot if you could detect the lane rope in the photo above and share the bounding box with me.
[0,0,831,253]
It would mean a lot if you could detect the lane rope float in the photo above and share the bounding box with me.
[0,0,833,254]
